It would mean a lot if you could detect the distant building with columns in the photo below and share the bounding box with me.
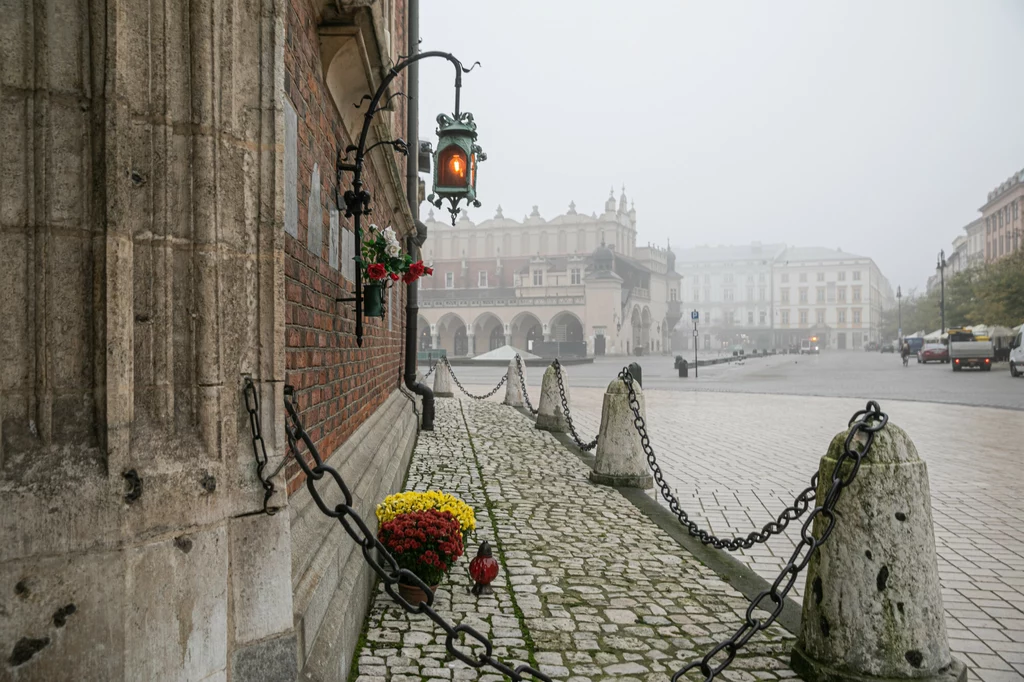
[418,189,683,357]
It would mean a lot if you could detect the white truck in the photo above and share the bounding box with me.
[1010,327,1023,377]
[948,329,994,372]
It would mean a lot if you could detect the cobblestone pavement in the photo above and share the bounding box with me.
[354,398,796,682]
[560,388,1024,682]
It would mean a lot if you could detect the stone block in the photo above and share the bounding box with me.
[284,98,298,237]
[124,525,229,681]
[590,377,653,488]
[232,633,298,682]
[502,359,525,408]
[229,512,294,646]
[535,363,568,433]
[432,360,453,397]
[307,163,322,254]
[793,421,967,682]
[329,210,340,269]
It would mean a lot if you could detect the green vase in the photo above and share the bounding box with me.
[364,282,385,318]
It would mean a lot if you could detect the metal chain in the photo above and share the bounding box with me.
[282,386,551,682]
[445,357,508,400]
[243,377,277,515]
[670,396,888,682]
[620,367,819,551]
[423,361,436,379]
[551,359,597,452]
[514,354,538,414]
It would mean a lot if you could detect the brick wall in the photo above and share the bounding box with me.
[283,0,411,495]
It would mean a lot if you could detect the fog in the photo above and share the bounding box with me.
[417,0,1024,291]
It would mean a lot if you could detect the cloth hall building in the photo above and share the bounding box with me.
[418,190,683,357]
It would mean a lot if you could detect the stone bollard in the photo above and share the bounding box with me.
[535,363,569,432]
[589,377,653,488]
[791,422,967,682]
[432,360,453,398]
[502,358,526,408]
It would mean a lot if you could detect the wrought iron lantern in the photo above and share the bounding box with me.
[428,112,486,225]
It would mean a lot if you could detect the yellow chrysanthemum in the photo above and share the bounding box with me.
[375,490,476,534]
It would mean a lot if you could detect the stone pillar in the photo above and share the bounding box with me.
[535,363,568,433]
[589,378,653,488]
[502,358,525,408]
[466,332,475,357]
[432,360,454,398]
[431,333,440,349]
[504,333,512,346]
[792,422,967,682]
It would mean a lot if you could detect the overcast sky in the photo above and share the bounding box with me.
[418,1,1024,292]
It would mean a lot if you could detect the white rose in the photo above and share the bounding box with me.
[386,242,401,257]
[383,226,398,244]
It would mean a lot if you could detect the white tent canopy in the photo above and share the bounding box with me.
[471,345,539,361]
[923,329,944,342]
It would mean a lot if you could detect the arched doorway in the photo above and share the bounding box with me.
[641,307,652,351]
[437,313,468,357]
[417,315,432,350]
[510,312,543,352]
[550,311,584,343]
[472,312,505,353]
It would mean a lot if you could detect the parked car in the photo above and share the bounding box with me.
[880,343,895,354]
[1010,327,1023,378]
[917,343,948,364]
[865,341,879,352]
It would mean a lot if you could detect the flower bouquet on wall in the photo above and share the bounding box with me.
[376,491,475,602]
[361,224,433,318]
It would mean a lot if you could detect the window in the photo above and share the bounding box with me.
[759,272,766,283]
[853,309,862,324]
[694,289,700,303]
[781,273,789,283]
[724,273,734,284]
[759,286,766,301]
[478,271,488,288]
[747,286,754,301]
[759,311,766,325]
[816,287,825,303]
[816,272,825,282]
[781,288,790,304]
[838,287,846,303]
[703,287,710,301]
[852,286,861,303]
[704,311,710,324]
[838,271,846,281]
[532,270,543,286]
[838,309,846,323]
[670,288,677,301]
[445,272,454,288]
[570,268,581,285]
[781,310,790,325]
[853,271,861,281]
[816,309,825,324]
[724,289,734,302]
[799,288,808,304]
[799,310,808,325]
[748,311,754,324]
[799,273,807,283]
[704,274,710,285]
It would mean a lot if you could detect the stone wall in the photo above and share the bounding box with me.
[1,0,420,679]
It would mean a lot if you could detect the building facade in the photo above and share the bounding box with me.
[673,244,893,351]
[2,2,423,680]
[982,168,1024,264]
[418,190,683,356]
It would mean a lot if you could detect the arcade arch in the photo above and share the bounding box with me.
[472,312,505,353]
[437,312,468,357]
[510,311,543,352]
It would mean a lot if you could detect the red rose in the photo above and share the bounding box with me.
[389,272,399,281]
[367,263,386,280]
[402,271,418,284]
[423,266,433,276]
[409,260,425,278]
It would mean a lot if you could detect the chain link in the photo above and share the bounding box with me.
[551,359,598,452]
[282,386,551,682]
[619,368,821,551]
[445,357,508,400]
[243,377,277,515]
[514,354,538,414]
[668,392,888,682]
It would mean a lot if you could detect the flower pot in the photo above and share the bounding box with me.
[364,283,385,318]
[397,581,437,606]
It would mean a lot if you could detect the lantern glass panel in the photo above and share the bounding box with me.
[470,152,477,188]
[438,146,469,188]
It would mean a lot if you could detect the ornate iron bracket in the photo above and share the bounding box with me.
[335,51,476,347]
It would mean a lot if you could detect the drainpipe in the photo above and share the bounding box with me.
[403,0,435,430]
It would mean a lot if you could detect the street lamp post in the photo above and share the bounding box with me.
[896,285,902,341]
[937,250,946,336]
